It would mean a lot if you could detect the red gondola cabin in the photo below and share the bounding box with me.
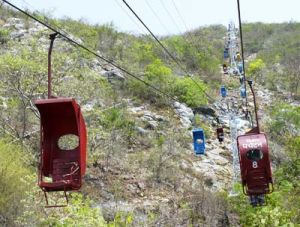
[35,98,87,194]
[216,127,224,143]
[237,132,273,195]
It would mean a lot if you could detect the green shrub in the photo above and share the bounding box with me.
[100,107,135,131]
[174,76,208,108]
[0,28,9,44]
[18,185,107,226]
[267,103,300,142]
[128,59,208,107]
[229,105,300,225]
[127,58,175,105]
[0,139,32,224]
[228,183,296,226]
[108,211,134,227]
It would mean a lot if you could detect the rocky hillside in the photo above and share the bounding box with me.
[0,5,299,227]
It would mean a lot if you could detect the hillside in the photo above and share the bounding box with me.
[0,4,299,227]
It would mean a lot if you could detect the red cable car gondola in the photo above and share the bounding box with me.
[237,129,273,196]
[237,81,273,206]
[216,127,224,143]
[35,33,87,207]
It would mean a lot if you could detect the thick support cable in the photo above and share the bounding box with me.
[122,0,184,71]
[1,0,178,103]
[236,0,248,108]
[122,0,215,103]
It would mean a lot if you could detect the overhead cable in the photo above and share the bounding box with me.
[145,0,171,35]
[122,0,186,72]
[1,0,178,103]
[236,0,248,108]
[159,0,182,33]
[122,0,215,103]
[170,0,204,51]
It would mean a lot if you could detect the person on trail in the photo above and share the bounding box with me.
[236,52,241,61]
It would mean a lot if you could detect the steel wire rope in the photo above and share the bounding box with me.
[158,0,182,34]
[114,0,148,35]
[236,0,248,108]
[144,0,203,70]
[114,0,171,65]
[17,0,105,66]
[16,0,72,38]
[170,0,202,51]
[151,0,216,103]
[1,0,179,103]
[148,0,206,66]
[122,0,185,72]
[171,0,209,56]
[145,0,171,35]
[113,0,162,74]
[161,0,211,63]
[25,0,99,73]
[122,0,215,103]
[170,0,188,32]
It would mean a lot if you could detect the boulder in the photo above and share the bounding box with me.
[10,30,26,39]
[173,102,194,128]
[136,127,147,135]
[102,69,125,81]
[193,106,216,117]
[145,120,158,130]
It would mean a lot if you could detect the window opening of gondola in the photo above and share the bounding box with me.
[246,149,263,161]
[58,134,79,151]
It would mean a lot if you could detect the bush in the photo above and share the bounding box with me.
[267,103,300,142]
[228,184,296,226]
[0,139,32,225]
[0,28,9,44]
[127,58,175,105]
[174,76,208,108]
[229,103,300,226]
[128,59,208,107]
[18,185,107,226]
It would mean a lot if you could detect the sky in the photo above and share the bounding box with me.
[7,0,300,36]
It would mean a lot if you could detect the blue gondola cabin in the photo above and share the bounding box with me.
[240,87,246,98]
[224,50,229,59]
[220,85,227,98]
[193,128,205,155]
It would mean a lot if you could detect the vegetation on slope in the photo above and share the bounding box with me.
[0,3,299,226]
[243,22,300,98]
[229,104,300,226]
